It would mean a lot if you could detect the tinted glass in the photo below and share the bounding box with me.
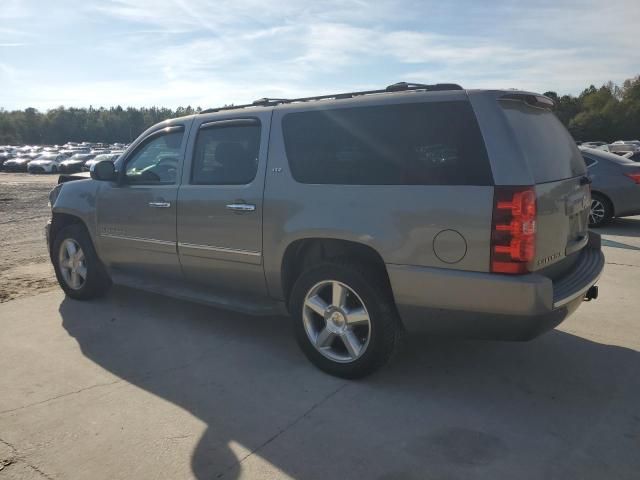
[282,101,492,185]
[125,130,183,184]
[500,100,586,183]
[191,123,261,185]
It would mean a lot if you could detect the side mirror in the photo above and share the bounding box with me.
[90,160,117,181]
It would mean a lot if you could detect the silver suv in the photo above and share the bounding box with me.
[47,83,604,378]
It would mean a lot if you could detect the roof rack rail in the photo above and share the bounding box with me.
[385,82,463,92]
[252,98,289,106]
[199,82,463,114]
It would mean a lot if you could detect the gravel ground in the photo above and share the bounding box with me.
[0,173,58,302]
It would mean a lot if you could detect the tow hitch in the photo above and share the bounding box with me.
[584,285,599,301]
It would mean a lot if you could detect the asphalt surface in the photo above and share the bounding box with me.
[1,212,639,479]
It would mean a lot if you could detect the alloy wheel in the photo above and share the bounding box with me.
[58,238,87,290]
[302,280,372,363]
[590,199,605,225]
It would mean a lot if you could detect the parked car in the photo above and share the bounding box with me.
[46,83,603,378]
[610,142,640,155]
[27,153,68,173]
[0,151,16,168]
[581,147,640,226]
[611,140,640,146]
[83,153,120,171]
[59,153,95,173]
[2,155,33,172]
[582,142,610,152]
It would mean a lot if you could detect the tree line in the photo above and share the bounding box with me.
[1,75,639,146]
[544,75,640,142]
[0,106,200,145]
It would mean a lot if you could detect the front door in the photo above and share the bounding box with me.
[96,125,189,280]
[177,114,271,297]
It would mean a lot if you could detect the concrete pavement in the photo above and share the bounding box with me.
[1,220,639,479]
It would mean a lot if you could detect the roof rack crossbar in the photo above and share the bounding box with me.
[199,82,463,114]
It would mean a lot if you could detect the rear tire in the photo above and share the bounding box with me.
[589,193,613,227]
[290,261,400,379]
[52,224,111,300]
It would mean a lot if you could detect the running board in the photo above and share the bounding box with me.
[109,270,287,317]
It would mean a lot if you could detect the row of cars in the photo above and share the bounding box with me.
[578,140,640,160]
[0,142,127,174]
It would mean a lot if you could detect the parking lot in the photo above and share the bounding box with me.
[1,173,639,479]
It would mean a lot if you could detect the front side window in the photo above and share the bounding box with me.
[191,122,261,185]
[282,101,492,185]
[125,130,184,185]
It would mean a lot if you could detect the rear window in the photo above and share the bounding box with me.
[500,100,586,183]
[282,101,492,185]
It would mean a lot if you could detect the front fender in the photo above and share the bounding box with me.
[51,178,100,247]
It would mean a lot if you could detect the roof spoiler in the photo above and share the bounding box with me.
[500,93,555,110]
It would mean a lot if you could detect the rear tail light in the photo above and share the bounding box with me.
[491,186,537,274]
[624,173,640,184]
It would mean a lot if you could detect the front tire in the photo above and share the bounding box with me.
[290,261,400,379]
[52,224,111,300]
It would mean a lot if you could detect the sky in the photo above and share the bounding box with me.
[1,0,639,110]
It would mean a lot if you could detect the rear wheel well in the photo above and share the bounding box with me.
[281,238,391,307]
[591,190,614,216]
[49,213,87,252]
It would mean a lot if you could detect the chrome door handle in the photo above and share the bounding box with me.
[148,201,171,208]
[226,203,256,212]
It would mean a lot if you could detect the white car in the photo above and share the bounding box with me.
[83,153,120,171]
[27,153,68,173]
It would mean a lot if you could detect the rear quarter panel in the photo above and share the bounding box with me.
[263,95,495,300]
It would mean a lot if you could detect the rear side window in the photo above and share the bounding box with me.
[282,101,492,185]
[500,100,586,183]
[191,122,261,185]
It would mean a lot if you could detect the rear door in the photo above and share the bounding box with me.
[498,96,590,270]
[177,112,271,297]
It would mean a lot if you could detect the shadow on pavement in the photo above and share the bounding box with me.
[60,287,640,479]
[599,217,640,239]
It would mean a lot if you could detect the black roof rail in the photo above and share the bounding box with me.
[386,82,463,92]
[252,98,289,106]
[199,82,463,114]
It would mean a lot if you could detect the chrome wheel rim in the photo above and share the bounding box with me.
[58,239,87,290]
[590,199,605,225]
[302,280,372,363]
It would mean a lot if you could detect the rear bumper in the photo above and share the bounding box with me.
[388,232,604,340]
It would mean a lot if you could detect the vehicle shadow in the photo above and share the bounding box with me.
[60,287,640,479]
[599,217,640,239]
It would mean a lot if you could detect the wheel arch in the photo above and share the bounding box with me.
[591,190,615,216]
[280,238,392,309]
[49,212,91,254]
